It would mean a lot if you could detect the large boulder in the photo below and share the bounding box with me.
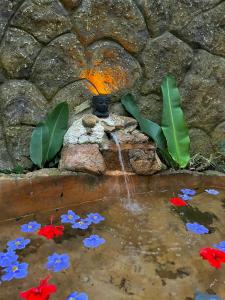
[135,0,222,37]
[72,0,149,53]
[81,41,142,96]
[189,128,214,157]
[181,50,225,132]
[0,27,41,78]
[60,144,106,174]
[32,33,86,99]
[11,0,72,43]
[141,32,193,93]
[0,80,48,168]
[51,80,94,125]
[0,0,21,40]
[180,2,225,58]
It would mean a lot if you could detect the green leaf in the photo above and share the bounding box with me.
[30,122,49,168]
[121,94,174,166]
[161,75,190,168]
[30,102,69,168]
[45,102,69,162]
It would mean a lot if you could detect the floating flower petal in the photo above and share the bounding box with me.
[87,213,105,224]
[214,241,225,253]
[186,222,209,235]
[38,225,64,240]
[1,262,28,281]
[205,189,219,195]
[61,210,80,224]
[178,194,193,201]
[67,291,88,300]
[21,221,41,233]
[72,218,91,230]
[180,188,196,196]
[170,197,187,207]
[46,253,70,272]
[200,247,225,268]
[7,237,30,251]
[195,291,221,300]
[20,275,57,300]
[83,235,105,248]
[0,250,18,267]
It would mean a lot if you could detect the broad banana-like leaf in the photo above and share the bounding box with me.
[30,122,49,168]
[122,94,166,150]
[161,75,190,168]
[45,102,69,162]
[30,102,69,168]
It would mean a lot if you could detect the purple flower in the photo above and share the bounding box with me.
[21,221,41,233]
[61,210,80,224]
[1,262,28,281]
[205,189,219,195]
[180,188,196,196]
[0,250,18,267]
[46,253,70,272]
[87,213,105,224]
[186,222,209,235]
[7,237,30,251]
[83,235,105,248]
[214,241,225,253]
[72,218,91,230]
[67,291,88,300]
[178,194,193,201]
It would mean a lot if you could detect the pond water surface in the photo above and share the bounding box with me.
[0,182,225,299]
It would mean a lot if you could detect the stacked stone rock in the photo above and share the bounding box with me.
[60,114,163,175]
[0,0,225,169]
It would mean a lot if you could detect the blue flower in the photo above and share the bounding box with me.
[46,253,70,272]
[21,221,41,233]
[87,213,105,224]
[1,262,28,281]
[72,218,91,230]
[0,250,18,267]
[83,235,105,248]
[214,241,225,253]
[7,237,30,251]
[180,188,196,196]
[186,222,209,235]
[178,194,193,201]
[195,291,221,300]
[61,210,80,224]
[205,189,219,195]
[67,291,88,300]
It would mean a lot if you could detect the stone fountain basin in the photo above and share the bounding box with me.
[0,169,225,221]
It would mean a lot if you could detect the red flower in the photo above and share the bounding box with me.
[170,197,187,207]
[20,276,57,300]
[200,247,225,268]
[38,225,64,240]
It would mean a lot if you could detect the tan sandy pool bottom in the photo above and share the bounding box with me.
[0,185,225,300]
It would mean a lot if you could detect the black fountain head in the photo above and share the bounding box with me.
[92,95,111,118]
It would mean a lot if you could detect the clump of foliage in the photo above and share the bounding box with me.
[122,75,190,168]
[30,102,69,168]
[0,165,25,174]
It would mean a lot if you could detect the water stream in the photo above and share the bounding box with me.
[111,132,142,213]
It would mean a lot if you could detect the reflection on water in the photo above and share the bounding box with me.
[0,185,225,299]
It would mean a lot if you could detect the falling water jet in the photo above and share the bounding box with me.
[111,132,142,214]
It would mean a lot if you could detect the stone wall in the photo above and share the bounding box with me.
[0,0,225,169]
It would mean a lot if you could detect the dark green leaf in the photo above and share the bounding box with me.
[161,75,190,168]
[121,94,167,151]
[45,102,69,162]
[30,122,49,168]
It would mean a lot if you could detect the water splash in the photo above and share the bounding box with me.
[111,132,142,214]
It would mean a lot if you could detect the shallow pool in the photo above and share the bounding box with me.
[0,182,225,299]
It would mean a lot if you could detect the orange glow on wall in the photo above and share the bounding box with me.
[81,66,128,95]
